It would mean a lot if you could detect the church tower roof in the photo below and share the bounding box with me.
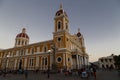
[55,4,68,17]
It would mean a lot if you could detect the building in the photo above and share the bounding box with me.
[98,54,115,69]
[0,5,89,71]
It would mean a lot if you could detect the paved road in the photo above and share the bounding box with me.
[0,70,120,80]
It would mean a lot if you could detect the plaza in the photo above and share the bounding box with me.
[0,70,120,80]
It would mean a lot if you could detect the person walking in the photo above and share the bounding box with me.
[93,67,96,78]
[24,70,28,79]
[47,69,50,78]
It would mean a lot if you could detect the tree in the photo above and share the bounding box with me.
[114,55,120,69]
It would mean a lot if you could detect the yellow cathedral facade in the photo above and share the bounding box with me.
[0,5,89,71]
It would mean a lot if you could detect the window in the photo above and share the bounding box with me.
[57,56,62,63]
[109,59,112,62]
[21,50,24,56]
[42,45,48,52]
[44,47,47,52]
[66,23,68,29]
[18,40,20,45]
[105,59,107,62]
[25,41,27,45]
[68,58,70,62]
[58,37,61,42]
[45,58,47,65]
[42,58,44,65]
[67,38,68,41]
[101,59,103,62]
[58,22,61,30]
[31,48,34,54]
[37,47,40,52]
[57,13,61,16]
[29,58,34,67]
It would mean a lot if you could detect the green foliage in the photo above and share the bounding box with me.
[114,55,120,67]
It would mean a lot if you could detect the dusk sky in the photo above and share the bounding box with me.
[0,0,120,62]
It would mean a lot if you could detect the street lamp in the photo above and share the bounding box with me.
[51,44,57,70]
[47,50,51,78]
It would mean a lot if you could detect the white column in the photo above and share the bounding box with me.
[70,56,73,69]
[78,56,80,69]
[76,55,79,69]
[14,59,17,70]
[63,53,65,68]
[50,54,53,69]
[79,56,81,68]
[81,56,83,67]
[40,58,42,70]
[36,56,39,69]
[66,53,68,70]
[26,49,28,55]
[24,58,27,70]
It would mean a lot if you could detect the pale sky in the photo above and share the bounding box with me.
[0,0,120,62]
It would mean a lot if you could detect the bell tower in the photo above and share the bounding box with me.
[53,5,70,48]
[54,4,69,33]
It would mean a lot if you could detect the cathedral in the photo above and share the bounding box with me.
[0,5,89,71]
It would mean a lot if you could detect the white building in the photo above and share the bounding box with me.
[98,54,115,69]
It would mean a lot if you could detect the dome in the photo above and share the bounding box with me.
[55,4,68,17]
[55,9,68,17]
[16,33,29,39]
[16,28,29,39]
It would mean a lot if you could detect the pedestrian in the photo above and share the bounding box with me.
[24,70,28,79]
[47,69,50,78]
[81,68,87,79]
[93,67,96,78]
[86,67,90,78]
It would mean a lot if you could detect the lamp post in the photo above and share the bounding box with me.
[51,44,57,70]
[47,50,51,78]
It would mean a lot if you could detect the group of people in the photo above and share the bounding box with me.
[63,66,97,79]
[80,67,96,78]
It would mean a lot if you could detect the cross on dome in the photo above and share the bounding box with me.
[60,4,63,10]
[22,28,26,33]
[78,28,80,32]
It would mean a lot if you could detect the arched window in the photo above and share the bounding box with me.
[21,50,24,56]
[31,48,34,54]
[57,13,61,16]
[43,46,47,52]
[45,57,47,65]
[42,58,44,65]
[18,40,20,45]
[66,23,68,29]
[25,41,27,45]
[58,21,61,30]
